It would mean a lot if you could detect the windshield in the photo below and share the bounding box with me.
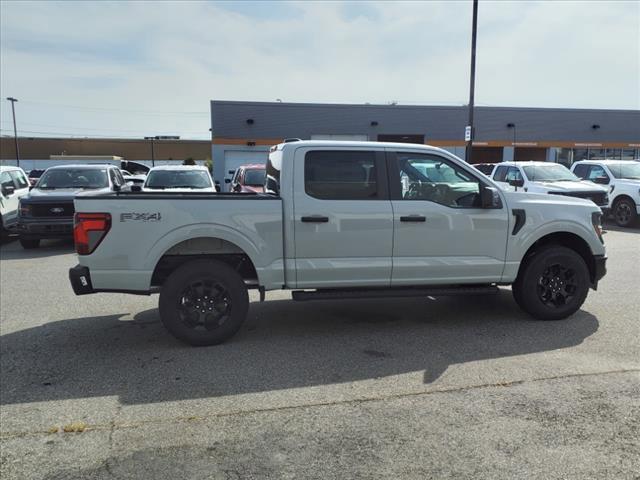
[38,168,109,189]
[607,162,640,180]
[244,169,266,186]
[522,164,578,182]
[145,170,212,189]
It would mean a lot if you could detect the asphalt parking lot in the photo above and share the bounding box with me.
[0,225,639,479]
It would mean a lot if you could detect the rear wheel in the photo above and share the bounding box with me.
[613,197,637,227]
[19,237,40,249]
[512,245,590,320]
[159,259,249,346]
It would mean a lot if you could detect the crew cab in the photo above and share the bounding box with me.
[490,161,609,211]
[17,164,128,249]
[0,166,31,235]
[570,160,640,227]
[69,141,607,346]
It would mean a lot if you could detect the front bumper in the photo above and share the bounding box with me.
[592,254,607,288]
[18,217,73,239]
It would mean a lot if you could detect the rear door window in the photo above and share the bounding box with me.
[305,151,379,200]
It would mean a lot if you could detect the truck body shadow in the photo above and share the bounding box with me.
[0,291,598,405]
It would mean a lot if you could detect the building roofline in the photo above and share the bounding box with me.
[210,100,640,114]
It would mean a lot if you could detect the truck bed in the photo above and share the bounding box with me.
[73,191,285,292]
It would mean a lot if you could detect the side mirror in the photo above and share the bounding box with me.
[593,176,609,185]
[224,178,231,184]
[1,185,15,196]
[131,185,142,192]
[233,184,242,192]
[508,178,525,188]
[29,185,35,191]
[481,186,502,208]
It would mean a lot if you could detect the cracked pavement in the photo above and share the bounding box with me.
[1,224,639,479]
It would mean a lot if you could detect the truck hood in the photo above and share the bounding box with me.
[241,185,265,193]
[534,180,608,193]
[613,178,640,187]
[502,190,598,210]
[23,187,111,203]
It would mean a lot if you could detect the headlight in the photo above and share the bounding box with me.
[591,211,604,244]
[19,202,31,217]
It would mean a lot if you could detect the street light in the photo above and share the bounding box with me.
[144,136,157,167]
[465,0,479,164]
[6,97,20,167]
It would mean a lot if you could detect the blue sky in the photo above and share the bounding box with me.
[1,0,638,140]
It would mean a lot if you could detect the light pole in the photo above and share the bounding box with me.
[465,0,479,164]
[144,136,157,167]
[6,97,20,167]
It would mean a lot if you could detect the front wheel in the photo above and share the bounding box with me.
[613,198,637,227]
[19,237,40,249]
[159,259,249,346]
[512,245,590,320]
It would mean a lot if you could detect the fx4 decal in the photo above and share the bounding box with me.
[120,212,162,222]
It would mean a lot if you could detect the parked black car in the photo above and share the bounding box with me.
[17,164,128,249]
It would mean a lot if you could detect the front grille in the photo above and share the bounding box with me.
[30,202,75,218]
[549,191,608,206]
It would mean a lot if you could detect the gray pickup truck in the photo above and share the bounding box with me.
[69,141,607,346]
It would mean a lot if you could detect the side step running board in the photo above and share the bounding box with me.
[292,285,499,301]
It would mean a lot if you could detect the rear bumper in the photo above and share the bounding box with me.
[69,264,152,296]
[69,265,94,295]
[18,217,73,239]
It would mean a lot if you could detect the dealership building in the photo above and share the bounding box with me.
[210,100,640,183]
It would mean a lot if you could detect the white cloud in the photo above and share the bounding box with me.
[1,0,638,140]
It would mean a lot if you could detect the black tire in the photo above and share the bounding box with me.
[612,197,637,228]
[19,237,40,249]
[512,245,590,320]
[159,259,249,346]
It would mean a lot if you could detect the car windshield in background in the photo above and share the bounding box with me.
[522,165,578,182]
[244,169,266,186]
[608,162,640,180]
[29,170,44,178]
[145,170,212,189]
[38,169,109,189]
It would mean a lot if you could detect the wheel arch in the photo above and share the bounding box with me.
[148,226,263,288]
[516,231,598,285]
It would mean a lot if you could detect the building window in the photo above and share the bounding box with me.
[621,148,636,160]
[304,150,378,200]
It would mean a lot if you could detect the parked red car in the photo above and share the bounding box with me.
[228,164,266,193]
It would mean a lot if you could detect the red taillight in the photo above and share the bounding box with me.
[74,213,111,255]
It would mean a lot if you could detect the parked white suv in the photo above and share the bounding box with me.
[0,166,31,235]
[491,161,609,211]
[571,160,640,227]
